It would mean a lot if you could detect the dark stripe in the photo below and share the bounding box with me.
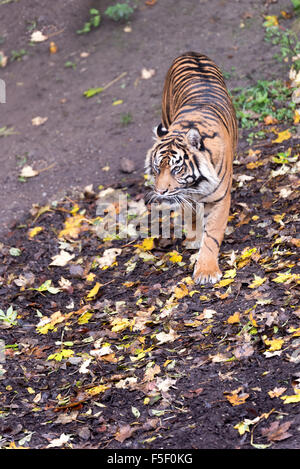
[204,231,220,248]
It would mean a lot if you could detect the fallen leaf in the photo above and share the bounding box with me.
[86,282,102,299]
[173,283,189,299]
[225,388,250,406]
[168,251,183,263]
[134,238,155,251]
[47,433,72,448]
[31,30,48,42]
[227,311,240,324]
[268,387,287,398]
[115,424,136,443]
[264,337,284,351]
[261,421,293,442]
[280,392,300,404]
[28,226,43,238]
[50,250,75,267]
[156,329,179,344]
[31,116,48,126]
[248,275,267,289]
[272,129,291,143]
[49,41,57,54]
[0,50,8,68]
[141,67,156,79]
[97,248,122,269]
[19,165,39,178]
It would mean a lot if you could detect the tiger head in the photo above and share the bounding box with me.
[145,124,219,206]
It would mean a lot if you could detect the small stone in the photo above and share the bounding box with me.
[69,264,84,278]
[120,157,136,173]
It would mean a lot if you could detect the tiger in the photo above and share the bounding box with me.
[145,51,238,284]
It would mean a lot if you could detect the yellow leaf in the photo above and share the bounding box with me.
[272,271,300,284]
[49,41,57,54]
[184,320,202,327]
[264,15,279,27]
[86,384,110,396]
[225,389,250,406]
[28,226,43,238]
[47,349,74,361]
[264,337,284,351]
[288,327,300,337]
[249,312,258,327]
[280,393,300,404]
[227,311,240,324]
[294,109,300,124]
[86,272,96,283]
[36,311,72,334]
[223,268,236,279]
[174,283,189,299]
[272,129,291,143]
[234,421,250,436]
[168,250,183,263]
[112,99,123,106]
[78,312,93,324]
[134,238,155,251]
[214,278,234,288]
[273,213,285,224]
[246,161,264,170]
[248,275,267,289]
[111,317,133,332]
[86,282,102,299]
[59,213,86,239]
[189,290,200,297]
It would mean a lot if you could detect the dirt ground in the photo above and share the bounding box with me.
[1,0,299,452]
[0,0,291,238]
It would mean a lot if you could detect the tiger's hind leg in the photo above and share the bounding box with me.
[193,193,230,284]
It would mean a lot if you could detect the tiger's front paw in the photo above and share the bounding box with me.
[193,259,222,285]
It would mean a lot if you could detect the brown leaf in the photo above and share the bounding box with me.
[114,424,136,443]
[261,421,293,442]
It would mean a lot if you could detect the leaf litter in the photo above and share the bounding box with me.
[0,114,300,451]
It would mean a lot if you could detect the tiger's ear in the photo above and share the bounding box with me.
[155,123,168,138]
[186,128,202,149]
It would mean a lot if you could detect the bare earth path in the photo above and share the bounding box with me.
[0,0,290,239]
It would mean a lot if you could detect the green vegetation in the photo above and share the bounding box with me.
[0,126,17,137]
[83,87,104,98]
[291,0,300,14]
[120,112,133,125]
[264,26,300,72]
[10,49,27,61]
[231,80,295,129]
[105,2,134,21]
[64,61,77,70]
[0,306,18,327]
[77,8,101,34]
[77,2,135,34]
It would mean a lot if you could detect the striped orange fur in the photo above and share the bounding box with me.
[145,52,238,284]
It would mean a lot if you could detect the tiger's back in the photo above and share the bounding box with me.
[161,52,237,151]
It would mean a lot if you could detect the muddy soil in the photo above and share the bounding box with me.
[0,0,290,238]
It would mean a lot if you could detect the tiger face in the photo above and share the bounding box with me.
[145,125,220,206]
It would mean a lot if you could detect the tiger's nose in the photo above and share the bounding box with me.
[156,188,169,195]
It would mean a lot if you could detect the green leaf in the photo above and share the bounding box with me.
[83,87,104,98]
[9,247,21,256]
[131,406,140,418]
[32,279,60,294]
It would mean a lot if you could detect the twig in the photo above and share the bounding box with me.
[102,71,127,92]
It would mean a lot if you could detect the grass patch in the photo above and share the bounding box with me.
[231,80,295,129]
